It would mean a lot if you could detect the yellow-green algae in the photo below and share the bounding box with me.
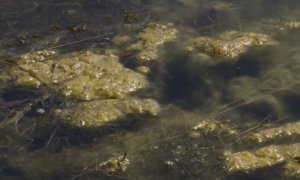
[113,36,132,46]
[223,143,300,178]
[250,122,300,143]
[99,155,130,175]
[189,31,277,58]
[190,118,300,178]
[10,50,147,100]
[285,22,300,29]
[19,50,56,61]
[126,23,178,61]
[5,50,161,127]
[136,66,150,74]
[55,98,160,128]
[190,119,239,138]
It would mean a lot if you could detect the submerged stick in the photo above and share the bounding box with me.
[3,93,51,127]
[45,32,113,50]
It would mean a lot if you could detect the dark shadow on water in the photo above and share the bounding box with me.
[212,46,279,79]
[2,87,44,102]
[162,52,213,109]
[161,46,277,110]
[280,90,300,117]
[0,156,23,179]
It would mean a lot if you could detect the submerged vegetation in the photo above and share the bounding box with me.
[1,0,300,180]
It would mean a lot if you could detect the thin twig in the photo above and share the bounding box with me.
[46,32,113,50]
[45,126,58,149]
[218,74,277,112]
[21,123,36,135]
[18,4,38,17]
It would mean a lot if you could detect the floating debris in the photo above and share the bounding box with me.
[99,153,130,177]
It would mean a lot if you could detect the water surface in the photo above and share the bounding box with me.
[1,0,300,179]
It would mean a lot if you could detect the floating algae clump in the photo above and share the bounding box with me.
[190,119,239,139]
[99,154,130,176]
[223,143,300,178]
[250,122,300,143]
[113,36,132,46]
[285,22,300,29]
[126,23,178,61]
[20,50,56,61]
[188,118,300,178]
[136,66,150,74]
[6,50,161,127]
[189,31,276,58]
[9,50,147,100]
[55,99,160,127]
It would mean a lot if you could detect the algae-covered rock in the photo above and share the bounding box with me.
[134,49,158,62]
[126,23,178,61]
[190,37,212,50]
[284,161,300,179]
[190,119,238,138]
[19,50,56,62]
[9,50,147,100]
[101,48,122,56]
[189,31,276,58]
[285,22,300,29]
[99,154,129,176]
[115,99,160,115]
[55,100,123,127]
[55,99,160,127]
[250,122,300,143]
[205,32,272,58]
[136,66,150,74]
[7,50,161,128]
[223,151,266,172]
[223,143,300,178]
[113,36,132,46]
[137,23,178,46]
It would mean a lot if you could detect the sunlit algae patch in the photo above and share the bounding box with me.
[10,50,147,100]
[188,30,277,58]
[125,23,178,61]
[7,50,160,127]
[54,98,160,127]
[190,118,300,179]
[249,122,300,143]
[223,143,300,178]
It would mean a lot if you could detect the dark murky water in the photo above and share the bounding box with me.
[1,0,300,180]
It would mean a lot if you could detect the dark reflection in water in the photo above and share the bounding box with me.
[0,0,150,57]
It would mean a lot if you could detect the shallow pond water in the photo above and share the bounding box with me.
[1,0,300,180]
